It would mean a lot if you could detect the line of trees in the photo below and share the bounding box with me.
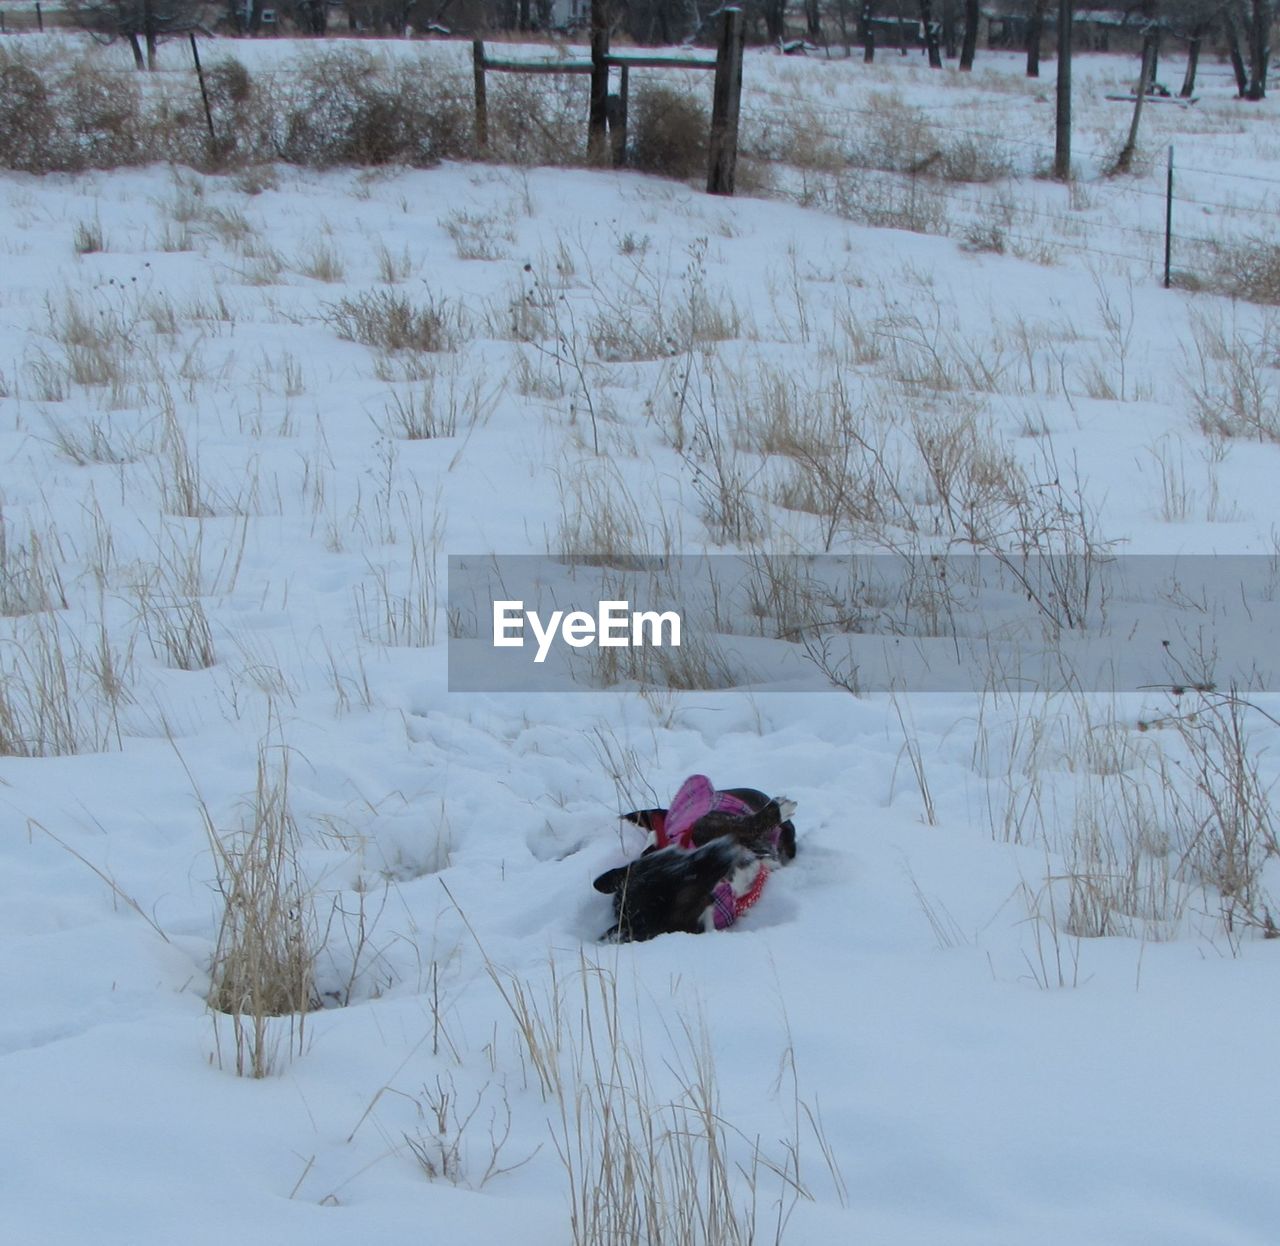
[62,0,1277,102]
[720,0,1272,100]
[1031,0,1272,99]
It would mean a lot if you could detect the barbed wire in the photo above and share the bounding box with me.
[2,33,1273,278]
[1170,161,1280,186]
[751,119,1261,213]
[747,99,1186,184]
[747,100,1279,228]
[750,130,1263,276]
[1128,183,1279,221]
[745,89,1062,158]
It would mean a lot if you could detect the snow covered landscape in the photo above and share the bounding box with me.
[2,29,1280,1244]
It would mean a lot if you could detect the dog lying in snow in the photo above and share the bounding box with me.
[593,775,797,943]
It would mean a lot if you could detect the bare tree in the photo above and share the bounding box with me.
[827,0,858,53]
[69,0,200,69]
[345,0,418,32]
[1162,0,1231,96]
[1244,0,1271,96]
[762,0,787,41]
[623,0,709,42]
[1026,0,1048,76]
[941,0,956,55]
[919,0,943,64]
[285,0,329,33]
[1115,15,1159,173]
[958,0,978,67]
[1222,2,1250,93]
[806,0,822,39]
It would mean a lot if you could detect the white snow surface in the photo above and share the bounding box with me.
[1,33,1279,1246]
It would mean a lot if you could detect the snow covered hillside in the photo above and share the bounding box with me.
[1,33,1279,1245]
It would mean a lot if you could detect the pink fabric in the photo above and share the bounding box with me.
[661,775,754,849]
[712,791,754,817]
[710,860,769,930]
[661,774,715,848]
[655,775,775,931]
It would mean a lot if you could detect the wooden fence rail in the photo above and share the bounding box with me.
[471,3,743,195]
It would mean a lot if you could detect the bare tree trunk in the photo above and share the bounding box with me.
[1223,6,1249,94]
[836,0,852,55]
[941,0,956,57]
[764,0,785,41]
[127,30,145,68]
[806,0,822,39]
[861,0,875,58]
[959,0,978,68]
[1026,0,1046,77]
[920,0,942,65]
[654,1,670,42]
[144,0,156,68]
[1246,0,1271,98]
[1054,0,1072,179]
[1181,30,1202,97]
[1116,29,1158,173]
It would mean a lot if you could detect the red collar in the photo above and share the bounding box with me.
[734,861,769,917]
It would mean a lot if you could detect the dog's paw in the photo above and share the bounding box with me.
[776,797,797,822]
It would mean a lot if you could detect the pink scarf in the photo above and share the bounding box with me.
[655,775,767,929]
[654,774,754,850]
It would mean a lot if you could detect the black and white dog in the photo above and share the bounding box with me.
[593,777,797,943]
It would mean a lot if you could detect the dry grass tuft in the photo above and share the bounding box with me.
[383,359,500,440]
[73,218,106,255]
[0,612,120,757]
[279,48,470,169]
[1183,309,1280,442]
[293,237,347,283]
[205,735,319,1078]
[486,72,587,165]
[629,84,710,181]
[1155,690,1280,940]
[442,898,806,1246]
[1200,235,1280,305]
[324,290,461,354]
[441,207,516,261]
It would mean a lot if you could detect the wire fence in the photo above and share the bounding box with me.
[3,27,1277,292]
[740,92,1280,286]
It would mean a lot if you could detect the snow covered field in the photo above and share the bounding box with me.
[2,32,1280,1245]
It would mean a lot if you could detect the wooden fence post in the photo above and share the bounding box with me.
[707,6,745,195]
[589,0,611,164]
[1053,0,1072,180]
[472,40,489,152]
[608,64,629,167]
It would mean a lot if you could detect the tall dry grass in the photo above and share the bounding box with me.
[202,734,319,1078]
